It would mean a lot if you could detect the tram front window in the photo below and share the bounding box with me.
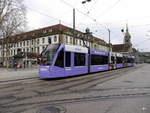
[41,50,55,65]
[40,44,59,66]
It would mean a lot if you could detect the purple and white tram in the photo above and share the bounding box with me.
[116,53,123,69]
[127,56,135,67]
[110,53,135,69]
[39,44,109,78]
[38,44,135,79]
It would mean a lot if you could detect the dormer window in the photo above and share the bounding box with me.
[32,33,35,36]
[49,29,52,32]
[43,30,47,33]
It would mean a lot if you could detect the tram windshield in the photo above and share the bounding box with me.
[40,44,60,66]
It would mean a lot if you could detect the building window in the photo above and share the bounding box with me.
[54,36,57,42]
[48,37,51,44]
[23,41,25,46]
[85,41,87,45]
[49,29,52,32]
[27,41,29,46]
[37,47,40,54]
[42,46,45,51]
[31,48,33,52]
[32,33,35,36]
[32,40,34,45]
[24,35,27,38]
[42,38,45,43]
[20,42,22,47]
[75,39,78,45]
[74,53,85,66]
[70,37,73,44]
[80,40,82,46]
[43,30,47,34]
[65,36,68,43]
[37,39,39,44]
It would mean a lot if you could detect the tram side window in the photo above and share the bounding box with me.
[132,58,134,63]
[102,56,109,64]
[117,57,122,63]
[91,54,108,65]
[127,58,133,63]
[66,52,71,67]
[127,58,130,63]
[55,49,64,67]
[111,56,115,63]
[74,53,85,66]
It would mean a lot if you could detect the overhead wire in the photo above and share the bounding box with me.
[26,0,150,51]
[60,0,123,36]
[96,0,121,18]
[26,6,74,29]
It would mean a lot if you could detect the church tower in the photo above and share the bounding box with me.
[124,24,132,47]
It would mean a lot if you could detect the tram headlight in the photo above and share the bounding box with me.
[40,67,50,71]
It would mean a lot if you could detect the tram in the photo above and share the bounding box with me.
[38,44,135,78]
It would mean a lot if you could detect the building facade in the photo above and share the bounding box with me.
[0,24,110,67]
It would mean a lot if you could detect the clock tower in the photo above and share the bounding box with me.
[124,24,132,47]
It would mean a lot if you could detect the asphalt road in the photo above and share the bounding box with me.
[0,64,150,113]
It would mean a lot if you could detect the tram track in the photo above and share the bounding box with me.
[0,65,141,107]
[0,65,141,97]
[1,90,150,113]
[0,65,139,88]
[0,65,138,95]
[0,64,148,113]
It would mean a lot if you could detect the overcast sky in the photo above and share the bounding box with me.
[24,0,150,52]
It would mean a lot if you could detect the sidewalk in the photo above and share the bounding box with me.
[0,67,39,81]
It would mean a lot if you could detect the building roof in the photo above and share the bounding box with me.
[0,24,106,45]
[112,44,130,52]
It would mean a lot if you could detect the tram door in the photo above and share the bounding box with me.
[65,51,72,76]
[54,49,65,77]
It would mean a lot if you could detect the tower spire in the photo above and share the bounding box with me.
[124,23,132,48]
[126,23,128,32]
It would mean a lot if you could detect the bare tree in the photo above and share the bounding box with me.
[0,0,26,67]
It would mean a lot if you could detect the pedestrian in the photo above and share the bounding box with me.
[14,62,17,71]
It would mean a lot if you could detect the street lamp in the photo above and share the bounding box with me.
[81,28,92,73]
[108,29,111,65]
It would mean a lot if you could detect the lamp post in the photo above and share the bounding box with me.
[81,0,112,68]
[81,28,92,73]
[73,8,76,45]
[108,29,111,65]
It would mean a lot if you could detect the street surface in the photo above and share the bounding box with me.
[0,64,150,113]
